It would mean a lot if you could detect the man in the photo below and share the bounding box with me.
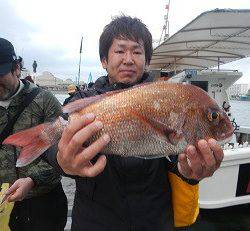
[47,16,224,231]
[0,38,67,231]
[63,84,77,105]
[32,60,37,73]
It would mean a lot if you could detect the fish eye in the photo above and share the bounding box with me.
[207,112,220,122]
[212,112,219,119]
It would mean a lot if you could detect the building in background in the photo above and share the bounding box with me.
[36,71,65,86]
[35,71,80,92]
[227,83,250,98]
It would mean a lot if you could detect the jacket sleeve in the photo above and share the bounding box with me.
[23,157,61,186]
[42,90,62,121]
[71,90,88,101]
[41,145,79,180]
[167,156,199,185]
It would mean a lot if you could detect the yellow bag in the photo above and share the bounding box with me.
[0,183,14,231]
[168,172,199,227]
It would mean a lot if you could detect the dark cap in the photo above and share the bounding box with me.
[0,38,17,76]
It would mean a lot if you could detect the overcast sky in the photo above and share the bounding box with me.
[1,0,250,83]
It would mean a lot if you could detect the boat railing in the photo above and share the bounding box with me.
[237,126,250,134]
[234,126,250,144]
[201,69,239,73]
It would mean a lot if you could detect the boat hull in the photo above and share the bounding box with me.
[199,147,250,209]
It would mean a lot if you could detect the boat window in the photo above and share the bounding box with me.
[191,81,208,92]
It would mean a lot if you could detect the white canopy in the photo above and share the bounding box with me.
[149,9,250,71]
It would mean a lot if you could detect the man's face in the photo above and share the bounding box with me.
[101,38,148,84]
[0,68,20,101]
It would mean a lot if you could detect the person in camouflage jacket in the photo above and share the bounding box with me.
[0,38,67,231]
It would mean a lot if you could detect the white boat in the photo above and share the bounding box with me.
[149,9,250,209]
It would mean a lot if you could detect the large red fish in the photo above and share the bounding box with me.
[3,82,234,167]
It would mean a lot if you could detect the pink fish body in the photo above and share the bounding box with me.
[3,82,234,167]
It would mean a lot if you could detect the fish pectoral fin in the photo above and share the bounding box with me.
[168,131,185,146]
[129,111,170,142]
[146,117,184,146]
[166,156,171,162]
[129,111,184,146]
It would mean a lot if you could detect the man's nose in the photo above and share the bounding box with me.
[123,52,134,65]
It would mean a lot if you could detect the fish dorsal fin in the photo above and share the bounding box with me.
[63,81,158,114]
[63,89,130,114]
[63,95,103,114]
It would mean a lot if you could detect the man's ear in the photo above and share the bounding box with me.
[144,64,149,72]
[101,57,108,69]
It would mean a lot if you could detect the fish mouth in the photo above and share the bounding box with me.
[216,118,234,145]
[217,129,234,145]
[217,135,234,146]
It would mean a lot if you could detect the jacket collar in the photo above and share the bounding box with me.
[7,80,36,107]
[92,72,155,94]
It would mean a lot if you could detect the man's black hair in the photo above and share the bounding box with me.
[11,56,22,74]
[99,15,153,65]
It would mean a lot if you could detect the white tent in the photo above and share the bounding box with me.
[149,9,250,72]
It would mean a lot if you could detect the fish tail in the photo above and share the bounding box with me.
[3,122,56,167]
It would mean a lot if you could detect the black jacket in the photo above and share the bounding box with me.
[63,94,75,106]
[45,73,196,231]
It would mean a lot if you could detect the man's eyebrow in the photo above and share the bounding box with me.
[117,43,144,49]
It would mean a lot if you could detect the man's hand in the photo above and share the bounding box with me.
[57,113,110,177]
[177,138,224,181]
[4,177,34,202]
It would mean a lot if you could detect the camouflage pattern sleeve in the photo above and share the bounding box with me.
[22,158,61,187]
[41,90,62,122]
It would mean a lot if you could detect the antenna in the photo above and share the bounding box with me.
[159,0,170,45]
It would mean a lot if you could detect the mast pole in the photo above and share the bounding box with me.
[77,37,83,85]
[159,0,171,45]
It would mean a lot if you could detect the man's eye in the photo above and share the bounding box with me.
[115,50,124,54]
[134,51,142,55]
